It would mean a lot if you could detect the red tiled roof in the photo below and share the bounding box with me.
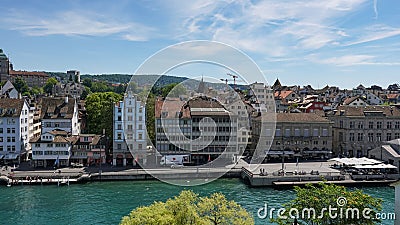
[274,90,293,99]
[9,70,49,77]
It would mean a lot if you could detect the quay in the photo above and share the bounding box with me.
[1,160,399,187]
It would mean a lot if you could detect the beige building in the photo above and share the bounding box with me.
[328,106,400,157]
[251,113,333,160]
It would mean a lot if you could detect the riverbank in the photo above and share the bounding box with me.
[1,160,399,187]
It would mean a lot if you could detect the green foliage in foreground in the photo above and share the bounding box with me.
[120,190,254,225]
[271,182,382,225]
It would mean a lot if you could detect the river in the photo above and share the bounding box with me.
[0,179,395,225]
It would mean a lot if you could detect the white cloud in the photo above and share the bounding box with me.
[308,54,400,66]
[345,25,400,46]
[3,10,155,41]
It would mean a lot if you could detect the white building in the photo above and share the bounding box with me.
[113,91,146,166]
[249,82,275,112]
[0,98,30,163]
[40,96,80,135]
[30,130,73,167]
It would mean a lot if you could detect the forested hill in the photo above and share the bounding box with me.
[79,74,188,86]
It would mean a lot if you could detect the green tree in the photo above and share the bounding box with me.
[271,182,382,225]
[30,86,44,96]
[121,190,253,225]
[161,83,187,98]
[80,86,91,100]
[145,92,155,144]
[43,77,59,94]
[91,81,113,92]
[85,92,123,138]
[82,78,93,88]
[13,77,29,94]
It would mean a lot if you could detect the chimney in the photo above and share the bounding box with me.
[65,96,69,104]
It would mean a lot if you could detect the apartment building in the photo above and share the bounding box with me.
[155,96,238,165]
[251,113,333,160]
[328,106,400,157]
[0,98,31,163]
[113,91,146,166]
[39,96,80,135]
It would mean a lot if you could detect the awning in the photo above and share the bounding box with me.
[328,157,382,165]
[266,151,295,155]
[303,150,333,154]
[354,164,397,169]
[4,154,19,160]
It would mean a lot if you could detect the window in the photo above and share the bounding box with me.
[357,122,363,129]
[0,128,2,133]
[368,121,374,129]
[322,129,328,137]
[349,133,355,141]
[138,133,143,140]
[387,133,392,141]
[139,116,143,121]
[376,133,382,141]
[128,107,132,113]
[117,107,122,113]
[313,140,319,145]
[349,121,355,129]
[368,133,374,142]
[313,129,319,137]
[47,143,53,147]
[395,121,400,129]
[117,124,122,130]
[294,129,300,137]
[387,122,392,129]
[395,133,400,139]
[377,121,382,129]
[117,116,122,121]
[117,144,121,149]
[139,108,143,113]
[339,120,344,128]
[323,140,327,145]
[138,124,143,130]
[138,144,143,149]
[303,129,309,137]
[357,133,363,141]
[285,129,291,137]
[117,133,122,140]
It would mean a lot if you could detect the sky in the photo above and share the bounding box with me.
[0,0,400,89]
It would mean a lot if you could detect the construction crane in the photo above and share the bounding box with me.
[227,73,238,89]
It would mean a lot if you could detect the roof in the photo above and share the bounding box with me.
[9,70,49,77]
[155,97,189,119]
[276,113,330,123]
[387,93,399,99]
[73,134,104,145]
[40,97,76,119]
[0,98,26,117]
[274,90,294,99]
[30,135,72,143]
[333,106,400,117]
[49,129,70,136]
[1,81,16,95]
[343,96,364,105]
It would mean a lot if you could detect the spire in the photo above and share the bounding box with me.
[197,76,206,94]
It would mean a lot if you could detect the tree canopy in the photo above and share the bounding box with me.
[85,92,123,138]
[271,182,382,225]
[13,77,30,95]
[120,190,253,225]
[43,77,59,94]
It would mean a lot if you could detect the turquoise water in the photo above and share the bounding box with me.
[0,179,395,225]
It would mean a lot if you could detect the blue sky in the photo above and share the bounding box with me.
[0,0,400,89]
